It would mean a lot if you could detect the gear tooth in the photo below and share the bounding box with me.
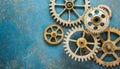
[63,41,66,44]
[88,57,91,60]
[66,32,69,35]
[95,50,98,53]
[78,58,80,61]
[68,54,71,57]
[63,45,66,48]
[63,38,66,41]
[68,29,72,33]
[65,35,68,38]
[75,57,77,61]
[66,51,69,54]
[91,55,93,58]
[71,27,75,31]
[85,58,87,61]
[71,55,74,59]
[97,43,101,45]
[65,48,68,51]
[81,58,84,62]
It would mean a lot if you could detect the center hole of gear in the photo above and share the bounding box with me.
[52,32,57,37]
[65,2,74,10]
[93,16,101,23]
[77,38,87,48]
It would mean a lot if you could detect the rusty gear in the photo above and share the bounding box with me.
[94,27,120,67]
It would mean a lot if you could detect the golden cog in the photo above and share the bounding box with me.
[44,24,64,45]
[94,27,120,67]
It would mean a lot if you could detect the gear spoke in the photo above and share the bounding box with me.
[57,34,62,36]
[72,9,80,17]
[68,10,71,22]
[44,24,64,45]
[97,48,102,51]
[55,37,57,42]
[56,27,60,32]
[100,53,107,60]
[50,26,54,32]
[114,37,120,44]
[80,48,82,56]
[99,36,105,42]
[59,8,66,16]
[75,5,85,8]
[115,46,120,50]
[82,31,86,37]
[75,47,79,54]
[87,42,95,45]
[46,33,51,35]
[86,46,92,52]
[55,3,65,7]
[107,29,111,40]
[112,52,119,60]
[49,37,53,41]
[69,39,77,42]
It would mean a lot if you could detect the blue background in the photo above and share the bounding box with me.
[0,0,120,69]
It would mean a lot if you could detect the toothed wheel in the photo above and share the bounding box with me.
[63,26,99,61]
[94,27,120,67]
[44,24,64,45]
[84,7,110,34]
[50,0,90,27]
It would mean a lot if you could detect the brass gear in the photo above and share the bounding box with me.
[50,0,90,27]
[98,5,112,18]
[84,7,110,34]
[94,27,120,67]
[44,24,64,45]
[63,26,100,61]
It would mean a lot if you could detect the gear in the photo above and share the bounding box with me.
[44,24,64,45]
[94,27,120,67]
[84,7,110,34]
[63,26,100,61]
[50,0,90,27]
[98,5,112,18]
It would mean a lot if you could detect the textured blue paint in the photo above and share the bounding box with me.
[0,0,120,69]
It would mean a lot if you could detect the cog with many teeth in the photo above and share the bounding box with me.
[63,26,100,61]
[84,7,110,34]
[94,27,120,67]
[50,0,90,27]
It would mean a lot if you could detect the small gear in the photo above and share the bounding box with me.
[50,0,90,27]
[44,24,64,45]
[94,27,120,67]
[98,5,112,18]
[63,26,100,61]
[84,7,110,34]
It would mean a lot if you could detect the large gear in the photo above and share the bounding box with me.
[44,24,64,45]
[84,7,110,34]
[63,26,100,61]
[50,0,90,27]
[94,27,120,67]
[98,5,112,18]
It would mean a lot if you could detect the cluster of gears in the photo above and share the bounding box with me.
[44,0,120,67]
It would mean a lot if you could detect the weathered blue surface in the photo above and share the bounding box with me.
[0,0,120,69]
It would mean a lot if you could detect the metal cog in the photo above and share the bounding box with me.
[63,26,100,61]
[84,7,110,34]
[44,24,64,45]
[50,0,90,27]
[98,4,112,18]
[94,27,120,67]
